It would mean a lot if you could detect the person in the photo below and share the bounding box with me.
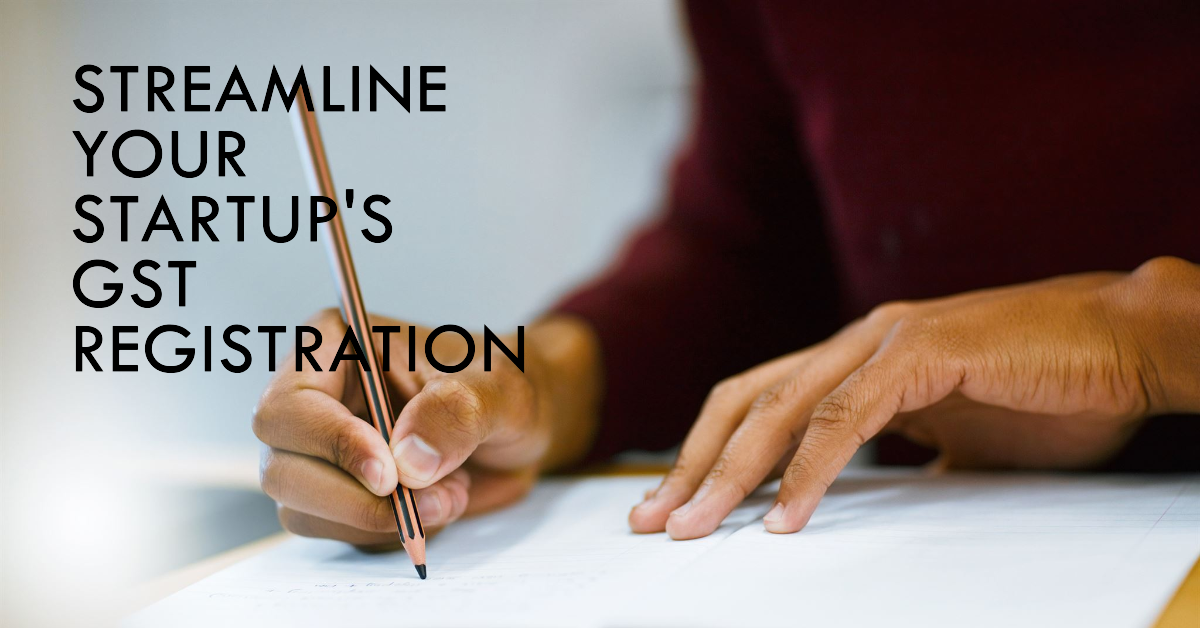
[252,1,1200,547]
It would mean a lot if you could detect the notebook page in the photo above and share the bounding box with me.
[127,472,1200,628]
[617,473,1200,628]
[126,476,765,628]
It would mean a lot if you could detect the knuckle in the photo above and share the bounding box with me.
[423,378,487,439]
[888,314,921,339]
[707,376,743,402]
[251,388,281,442]
[250,405,266,440]
[277,506,300,533]
[749,387,784,415]
[312,307,344,327]
[292,395,335,454]
[358,497,396,533]
[1134,255,1190,281]
[664,452,698,485]
[811,390,854,428]
[781,454,817,489]
[259,450,283,499]
[867,301,915,326]
[328,427,358,471]
[786,453,837,492]
[706,455,756,498]
[704,463,728,484]
[664,458,690,482]
[804,413,845,450]
[887,314,966,365]
[887,312,944,347]
[278,507,314,537]
[810,390,868,449]
[748,377,801,416]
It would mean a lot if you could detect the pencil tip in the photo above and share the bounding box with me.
[416,564,427,580]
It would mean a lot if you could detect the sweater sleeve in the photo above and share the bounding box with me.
[553,1,841,461]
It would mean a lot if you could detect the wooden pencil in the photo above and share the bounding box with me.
[289,89,427,579]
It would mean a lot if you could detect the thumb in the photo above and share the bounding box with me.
[389,376,518,489]
[391,374,542,492]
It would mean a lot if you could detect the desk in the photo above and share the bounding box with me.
[128,467,1200,627]
[1158,558,1200,628]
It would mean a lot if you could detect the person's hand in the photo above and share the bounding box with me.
[629,256,1200,540]
[254,310,601,548]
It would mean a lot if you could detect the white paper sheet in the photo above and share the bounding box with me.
[128,471,1200,628]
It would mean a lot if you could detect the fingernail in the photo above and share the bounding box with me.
[763,503,785,526]
[416,492,444,524]
[394,434,441,483]
[360,458,385,493]
[669,501,693,519]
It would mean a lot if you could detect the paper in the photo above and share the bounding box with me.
[128,471,1200,628]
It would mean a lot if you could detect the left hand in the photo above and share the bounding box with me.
[628,256,1200,539]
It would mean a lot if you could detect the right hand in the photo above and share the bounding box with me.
[253,309,601,548]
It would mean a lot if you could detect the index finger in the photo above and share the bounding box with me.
[253,388,397,496]
[764,353,931,534]
[628,352,806,533]
[252,309,397,496]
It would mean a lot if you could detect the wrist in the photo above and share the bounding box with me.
[1112,256,1200,415]
[524,314,604,470]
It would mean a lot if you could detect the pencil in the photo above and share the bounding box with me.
[289,90,428,579]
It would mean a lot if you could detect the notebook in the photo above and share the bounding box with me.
[127,470,1200,628]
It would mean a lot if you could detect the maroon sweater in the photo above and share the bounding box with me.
[557,1,1200,462]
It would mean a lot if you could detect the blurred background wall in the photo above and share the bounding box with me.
[0,1,692,625]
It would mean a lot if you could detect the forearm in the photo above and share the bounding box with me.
[1111,256,1200,414]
